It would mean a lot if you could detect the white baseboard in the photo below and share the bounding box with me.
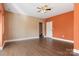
[0,37,39,50]
[73,49,79,54]
[0,47,3,50]
[45,36,74,43]
[0,41,6,50]
[5,37,39,43]
[2,41,6,49]
[52,37,74,43]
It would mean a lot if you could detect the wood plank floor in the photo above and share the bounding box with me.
[0,38,74,56]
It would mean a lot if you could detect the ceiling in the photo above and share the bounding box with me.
[4,3,74,19]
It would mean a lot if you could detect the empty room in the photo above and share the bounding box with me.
[0,3,79,56]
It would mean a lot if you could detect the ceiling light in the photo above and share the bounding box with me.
[37,5,52,13]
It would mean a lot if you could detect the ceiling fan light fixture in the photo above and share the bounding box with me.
[37,4,52,13]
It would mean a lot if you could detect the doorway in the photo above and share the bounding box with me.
[46,21,52,38]
[39,22,43,38]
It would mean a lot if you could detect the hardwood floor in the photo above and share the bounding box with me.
[0,38,74,56]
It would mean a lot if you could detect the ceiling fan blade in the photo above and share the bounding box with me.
[37,7,41,9]
[38,10,41,12]
[44,5,48,8]
[46,8,51,11]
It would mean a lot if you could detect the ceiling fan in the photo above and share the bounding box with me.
[37,5,52,13]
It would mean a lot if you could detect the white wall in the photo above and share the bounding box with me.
[4,12,41,40]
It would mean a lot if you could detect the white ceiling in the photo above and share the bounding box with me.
[4,3,74,19]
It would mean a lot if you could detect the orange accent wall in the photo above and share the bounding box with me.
[74,4,79,50]
[44,11,74,41]
[0,4,4,47]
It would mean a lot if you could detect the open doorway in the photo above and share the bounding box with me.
[46,21,53,38]
[39,22,44,38]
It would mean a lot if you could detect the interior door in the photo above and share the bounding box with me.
[46,21,52,37]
